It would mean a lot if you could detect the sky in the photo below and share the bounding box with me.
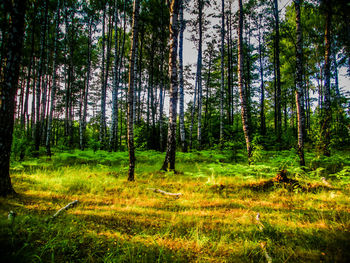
[177,0,350,114]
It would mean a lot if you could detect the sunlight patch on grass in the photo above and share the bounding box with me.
[2,149,350,262]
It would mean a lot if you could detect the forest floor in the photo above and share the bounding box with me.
[1,149,350,262]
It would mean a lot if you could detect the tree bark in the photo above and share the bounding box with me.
[273,0,282,142]
[179,0,186,152]
[110,1,119,152]
[238,0,252,162]
[189,73,197,150]
[99,1,106,149]
[22,7,36,128]
[46,0,61,156]
[0,0,26,196]
[100,3,107,149]
[258,15,266,136]
[294,0,305,166]
[80,17,93,151]
[127,0,140,181]
[320,0,332,156]
[161,0,180,171]
[203,44,213,139]
[197,0,203,149]
[34,0,48,153]
[220,0,225,142]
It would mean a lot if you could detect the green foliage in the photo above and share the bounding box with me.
[3,148,350,262]
[88,138,101,153]
[309,153,350,174]
[11,129,35,160]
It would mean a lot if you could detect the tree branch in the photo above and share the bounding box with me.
[148,188,182,197]
[48,200,78,221]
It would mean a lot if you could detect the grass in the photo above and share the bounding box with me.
[1,149,350,262]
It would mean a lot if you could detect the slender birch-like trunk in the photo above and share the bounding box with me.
[238,0,252,162]
[161,0,180,171]
[220,0,225,142]
[179,0,186,152]
[80,18,92,151]
[320,0,332,156]
[159,73,164,151]
[189,75,197,150]
[294,0,305,166]
[100,3,107,148]
[22,9,36,128]
[110,1,119,151]
[46,0,61,156]
[34,0,48,152]
[127,0,140,181]
[197,0,203,149]
[258,15,266,136]
[273,0,282,142]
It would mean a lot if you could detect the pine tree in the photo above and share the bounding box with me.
[0,0,26,196]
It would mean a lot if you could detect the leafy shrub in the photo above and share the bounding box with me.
[11,131,35,160]
[88,139,101,152]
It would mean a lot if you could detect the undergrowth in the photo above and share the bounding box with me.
[1,149,350,262]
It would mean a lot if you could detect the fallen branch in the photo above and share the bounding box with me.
[321,177,332,188]
[260,242,272,263]
[48,200,78,221]
[147,188,182,198]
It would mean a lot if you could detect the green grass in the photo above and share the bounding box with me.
[1,149,350,262]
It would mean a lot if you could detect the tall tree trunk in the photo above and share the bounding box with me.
[0,0,26,196]
[159,67,164,151]
[228,7,234,124]
[238,0,252,162]
[100,3,107,148]
[189,75,197,150]
[179,0,186,152]
[110,1,119,151]
[118,0,127,149]
[31,61,36,137]
[220,0,225,142]
[204,46,213,137]
[133,46,138,127]
[46,0,61,156]
[80,18,92,151]
[226,12,232,124]
[197,0,203,149]
[137,28,144,124]
[127,0,140,181]
[22,10,36,128]
[34,0,48,153]
[273,0,282,142]
[161,0,180,171]
[40,18,50,143]
[67,9,75,147]
[258,15,266,136]
[320,0,332,156]
[294,0,305,166]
